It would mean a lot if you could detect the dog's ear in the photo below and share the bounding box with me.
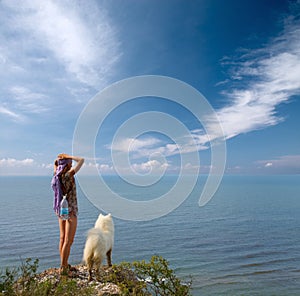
[107,213,111,217]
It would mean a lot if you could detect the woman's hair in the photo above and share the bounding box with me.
[61,164,71,175]
[59,163,75,194]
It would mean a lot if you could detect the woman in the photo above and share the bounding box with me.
[52,153,84,275]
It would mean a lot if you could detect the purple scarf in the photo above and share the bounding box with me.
[51,158,72,214]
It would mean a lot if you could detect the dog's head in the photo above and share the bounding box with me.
[94,213,114,232]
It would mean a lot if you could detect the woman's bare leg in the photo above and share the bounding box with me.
[58,219,66,258]
[59,213,77,268]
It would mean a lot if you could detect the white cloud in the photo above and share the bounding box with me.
[79,160,169,175]
[42,163,53,169]
[78,161,114,175]
[0,158,34,167]
[0,0,121,123]
[131,159,169,174]
[0,158,55,175]
[226,165,242,173]
[106,13,300,170]
[110,137,167,161]
[9,86,49,113]
[99,164,114,172]
[110,132,208,160]
[1,0,120,88]
[183,162,200,172]
[0,105,24,121]
[111,137,162,153]
[0,158,40,175]
[257,155,300,171]
[10,86,47,100]
[216,15,300,140]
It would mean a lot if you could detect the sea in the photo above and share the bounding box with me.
[0,175,300,295]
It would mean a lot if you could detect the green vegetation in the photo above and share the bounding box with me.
[0,258,98,296]
[0,256,192,296]
[112,256,192,295]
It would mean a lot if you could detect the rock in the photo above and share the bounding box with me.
[34,265,121,295]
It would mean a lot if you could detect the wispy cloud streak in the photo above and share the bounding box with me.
[216,13,300,139]
[1,0,120,88]
[0,106,24,121]
[0,0,121,122]
[109,11,300,163]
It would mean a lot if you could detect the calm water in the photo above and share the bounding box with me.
[0,175,300,295]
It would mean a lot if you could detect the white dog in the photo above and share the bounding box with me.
[83,213,114,281]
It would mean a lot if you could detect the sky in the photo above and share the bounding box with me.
[0,0,300,176]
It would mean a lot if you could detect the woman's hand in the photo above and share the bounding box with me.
[57,153,72,159]
[57,153,84,174]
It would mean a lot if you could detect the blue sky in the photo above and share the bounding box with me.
[0,0,300,176]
